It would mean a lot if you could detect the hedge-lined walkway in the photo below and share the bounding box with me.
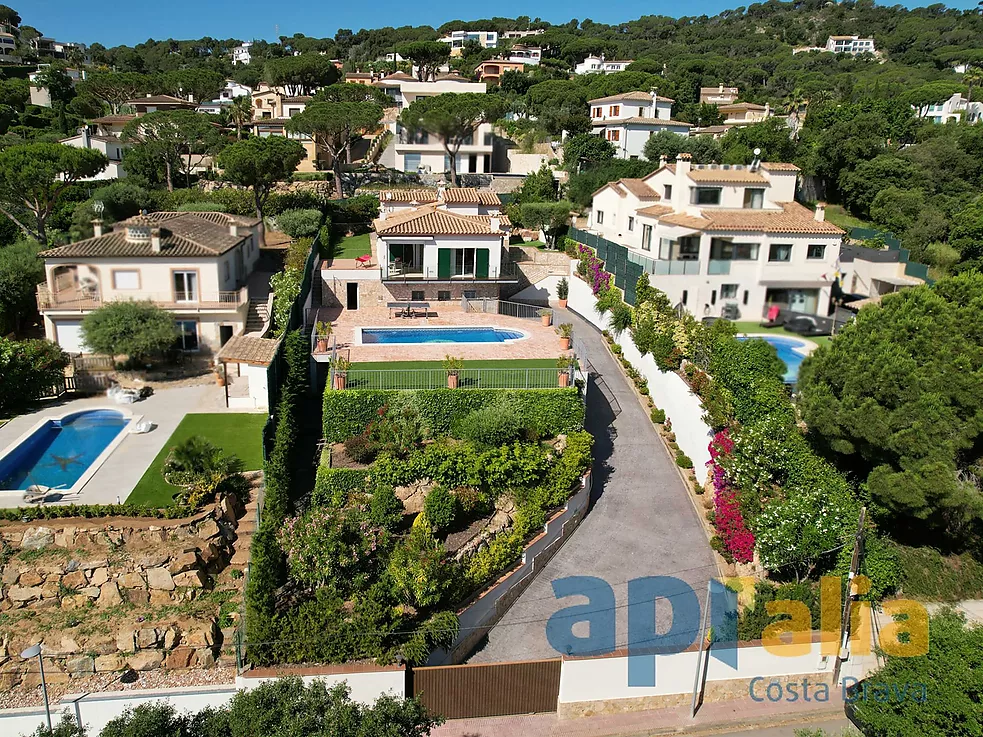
[468,308,718,662]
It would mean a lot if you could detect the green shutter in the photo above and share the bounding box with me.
[437,248,451,279]
[475,249,489,279]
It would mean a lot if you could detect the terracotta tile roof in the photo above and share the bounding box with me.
[759,162,801,172]
[282,96,312,103]
[126,95,196,105]
[374,189,439,204]
[435,73,471,82]
[39,211,258,259]
[442,188,501,205]
[90,115,136,125]
[589,91,674,104]
[648,202,844,235]
[719,102,768,112]
[374,72,416,85]
[636,204,674,217]
[687,168,768,184]
[374,204,509,236]
[615,179,660,200]
[592,117,693,127]
[700,86,739,94]
[217,335,281,366]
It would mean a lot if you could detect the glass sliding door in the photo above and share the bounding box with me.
[173,271,198,303]
[453,248,476,277]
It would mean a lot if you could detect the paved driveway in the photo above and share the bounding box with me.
[468,308,718,662]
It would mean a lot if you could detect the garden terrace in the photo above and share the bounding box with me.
[244,386,590,667]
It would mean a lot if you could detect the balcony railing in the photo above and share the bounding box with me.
[382,262,519,282]
[708,260,732,275]
[653,260,701,276]
[37,284,248,311]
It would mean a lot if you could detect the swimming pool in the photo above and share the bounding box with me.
[737,335,812,383]
[358,326,527,345]
[0,409,132,492]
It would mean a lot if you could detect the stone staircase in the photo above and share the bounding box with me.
[245,300,269,334]
[365,129,393,164]
[230,483,260,570]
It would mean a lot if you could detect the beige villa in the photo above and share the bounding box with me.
[37,211,264,356]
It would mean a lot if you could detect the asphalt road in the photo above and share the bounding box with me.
[468,308,718,663]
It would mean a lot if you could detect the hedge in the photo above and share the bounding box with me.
[323,388,585,442]
[312,467,372,507]
[0,503,194,522]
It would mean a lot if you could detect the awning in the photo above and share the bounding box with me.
[872,275,923,286]
[217,335,281,366]
[759,280,834,288]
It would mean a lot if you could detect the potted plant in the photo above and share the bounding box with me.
[330,356,351,390]
[556,354,574,387]
[556,322,573,350]
[214,364,226,387]
[443,355,464,389]
[557,277,569,308]
[314,321,331,353]
[538,308,553,327]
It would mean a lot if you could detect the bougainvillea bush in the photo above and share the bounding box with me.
[709,430,755,563]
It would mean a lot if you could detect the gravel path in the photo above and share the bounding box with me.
[468,308,718,662]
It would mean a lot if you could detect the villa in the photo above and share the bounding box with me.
[574,55,634,75]
[589,91,691,159]
[36,211,264,356]
[587,154,845,319]
[700,85,740,106]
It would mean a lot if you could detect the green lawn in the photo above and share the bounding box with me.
[823,204,872,232]
[347,359,563,390]
[330,233,372,259]
[126,413,266,507]
[732,321,832,349]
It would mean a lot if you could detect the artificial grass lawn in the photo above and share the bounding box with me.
[330,233,372,259]
[732,321,832,349]
[126,413,266,507]
[347,359,562,390]
[823,204,872,232]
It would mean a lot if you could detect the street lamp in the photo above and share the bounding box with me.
[21,643,51,732]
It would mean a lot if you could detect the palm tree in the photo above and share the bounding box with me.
[782,89,808,137]
[965,66,983,102]
[227,95,252,140]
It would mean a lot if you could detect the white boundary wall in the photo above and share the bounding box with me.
[566,263,713,472]
[237,669,405,704]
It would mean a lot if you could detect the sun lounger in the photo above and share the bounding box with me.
[387,302,410,318]
[408,301,430,318]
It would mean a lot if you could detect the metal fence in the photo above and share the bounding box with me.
[568,226,642,305]
[847,227,932,284]
[335,367,570,391]
[461,297,545,320]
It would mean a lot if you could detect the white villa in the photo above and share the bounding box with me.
[231,42,253,65]
[374,74,496,175]
[439,30,499,55]
[36,211,263,355]
[825,35,875,54]
[915,92,983,125]
[575,56,634,75]
[588,154,845,319]
[589,91,691,159]
[59,128,126,180]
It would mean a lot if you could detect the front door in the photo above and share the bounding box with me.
[219,325,234,346]
[346,282,358,310]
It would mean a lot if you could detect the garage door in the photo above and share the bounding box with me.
[55,321,86,353]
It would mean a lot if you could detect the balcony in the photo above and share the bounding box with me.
[653,260,701,276]
[382,262,519,283]
[37,284,248,311]
[708,260,731,275]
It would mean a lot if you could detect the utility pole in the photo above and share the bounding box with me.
[832,506,866,686]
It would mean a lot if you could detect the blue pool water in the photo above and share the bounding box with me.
[737,335,808,383]
[0,410,128,491]
[362,327,525,344]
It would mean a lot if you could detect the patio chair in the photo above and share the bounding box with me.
[355,255,373,269]
[760,304,782,327]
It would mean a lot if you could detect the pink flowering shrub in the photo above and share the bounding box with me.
[708,430,755,563]
[277,506,385,587]
[574,244,612,295]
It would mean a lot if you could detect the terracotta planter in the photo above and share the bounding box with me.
[215,375,226,387]
[333,373,347,390]
[558,299,568,309]
[557,371,570,387]
[559,337,571,350]
[447,373,459,389]
[316,338,328,353]
[541,314,551,327]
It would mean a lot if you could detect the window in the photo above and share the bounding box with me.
[403,153,421,172]
[743,188,765,209]
[173,271,198,302]
[743,290,749,305]
[606,129,620,142]
[437,291,451,302]
[411,290,424,301]
[769,243,792,262]
[592,107,602,117]
[681,290,688,305]
[596,210,604,224]
[610,105,620,116]
[710,239,759,260]
[711,290,717,305]
[224,261,230,281]
[175,321,199,351]
[692,187,722,205]
[642,224,653,251]
[627,216,634,232]
[678,236,700,259]
[463,290,477,299]
[453,248,476,277]
[638,107,646,116]
[664,184,672,199]
[721,284,738,299]
[112,270,139,290]
[807,244,826,260]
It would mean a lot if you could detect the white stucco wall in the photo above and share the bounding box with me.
[237,669,406,704]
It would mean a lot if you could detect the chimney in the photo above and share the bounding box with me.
[91,219,104,238]
[80,126,90,148]
[764,102,770,117]
[659,154,667,168]
[650,88,659,118]
[229,221,238,236]
[489,216,500,232]
[814,202,827,222]
[718,84,724,92]
[674,153,692,211]
[151,228,162,252]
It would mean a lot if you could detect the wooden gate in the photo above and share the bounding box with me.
[410,659,561,719]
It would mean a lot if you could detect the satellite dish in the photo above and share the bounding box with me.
[93,200,105,215]
[753,148,762,156]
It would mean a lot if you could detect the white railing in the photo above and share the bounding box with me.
[37,284,248,310]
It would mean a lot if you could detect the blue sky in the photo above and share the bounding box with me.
[25,0,983,47]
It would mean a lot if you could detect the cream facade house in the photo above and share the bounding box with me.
[718,102,772,127]
[59,128,125,180]
[36,212,262,355]
[374,75,496,175]
[589,91,691,159]
[700,86,739,105]
[246,88,321,171]
[587,155,846,320]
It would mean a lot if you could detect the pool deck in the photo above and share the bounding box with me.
[315,305,565,363]
[0,385,239,509]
